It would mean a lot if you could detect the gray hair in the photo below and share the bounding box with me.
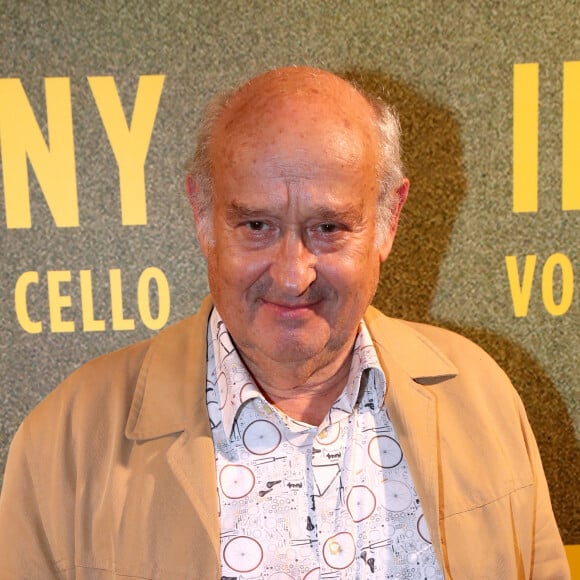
[187,81,404,243]
[366,95,405,242]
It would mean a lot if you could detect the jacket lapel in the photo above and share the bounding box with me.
[125,297,220,563]
[364,307,458,575]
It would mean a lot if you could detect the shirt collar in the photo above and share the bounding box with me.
[125,297,458,442]
[208,307,386,439]
[208,307,262,438]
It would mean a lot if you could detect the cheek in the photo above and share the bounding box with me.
[319,247,381,297]
[328,241,380,276]
[209,245,270,291]
[319,256,365,289]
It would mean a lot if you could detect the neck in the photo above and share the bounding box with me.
[238,346,354,426]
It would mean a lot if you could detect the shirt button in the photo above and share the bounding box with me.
[329,540,341,554]
[318,429,328,439]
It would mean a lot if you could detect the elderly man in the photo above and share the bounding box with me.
[0,67,569,578]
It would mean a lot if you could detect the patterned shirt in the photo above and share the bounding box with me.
[206,308,443,579]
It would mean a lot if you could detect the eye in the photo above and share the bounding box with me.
[246,220,268,231]
[317,223,339,234]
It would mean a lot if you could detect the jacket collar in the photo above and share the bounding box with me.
[125,296,214,441]
[363,305,458,385]
[125,300,458,441]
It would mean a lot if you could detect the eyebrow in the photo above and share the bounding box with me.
[225,202,269,220]
[225,201,364,223]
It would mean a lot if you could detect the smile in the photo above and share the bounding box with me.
[260,298,321,319]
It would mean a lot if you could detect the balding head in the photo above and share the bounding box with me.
[212,66,376,143]
[187,66,406,243]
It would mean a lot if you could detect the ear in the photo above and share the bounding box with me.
[378,178,409,262]
[185,174,211,257]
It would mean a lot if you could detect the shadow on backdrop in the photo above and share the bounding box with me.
[340,69,579,543]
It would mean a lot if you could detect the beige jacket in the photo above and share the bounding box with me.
[0,298,569,579]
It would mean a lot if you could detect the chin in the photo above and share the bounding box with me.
[258,335,327,364]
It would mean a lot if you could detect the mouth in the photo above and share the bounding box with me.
[260,298,322,319]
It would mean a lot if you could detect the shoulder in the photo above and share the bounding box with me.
[364,306,526,435]
[23,337,152,433]
[19,301,212,445]
[405,320,504,374]
[365,305,509,385]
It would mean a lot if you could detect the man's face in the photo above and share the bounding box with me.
[198,87,402,374]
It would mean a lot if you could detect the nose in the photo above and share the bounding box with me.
[269,232,316,296]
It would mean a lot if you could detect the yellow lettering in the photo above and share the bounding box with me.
[542,253,574,316]
[562,61,580,210]
[16,267,173,334]
[47,270,75,332]
[14,271,42,333]
[505,254,537,317]
[109,269,135,330]
[513,63,539,213]
[0,78,78,228]
[80,270,105,331]
[88,75,164,226]
[137,267,170,330]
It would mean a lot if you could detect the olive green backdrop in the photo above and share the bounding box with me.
[1,0,578,552]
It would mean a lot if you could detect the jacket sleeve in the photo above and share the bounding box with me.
[516,394,571,580]
[0,420,62,578]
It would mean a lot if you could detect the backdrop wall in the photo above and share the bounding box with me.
[1,0,578,560]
